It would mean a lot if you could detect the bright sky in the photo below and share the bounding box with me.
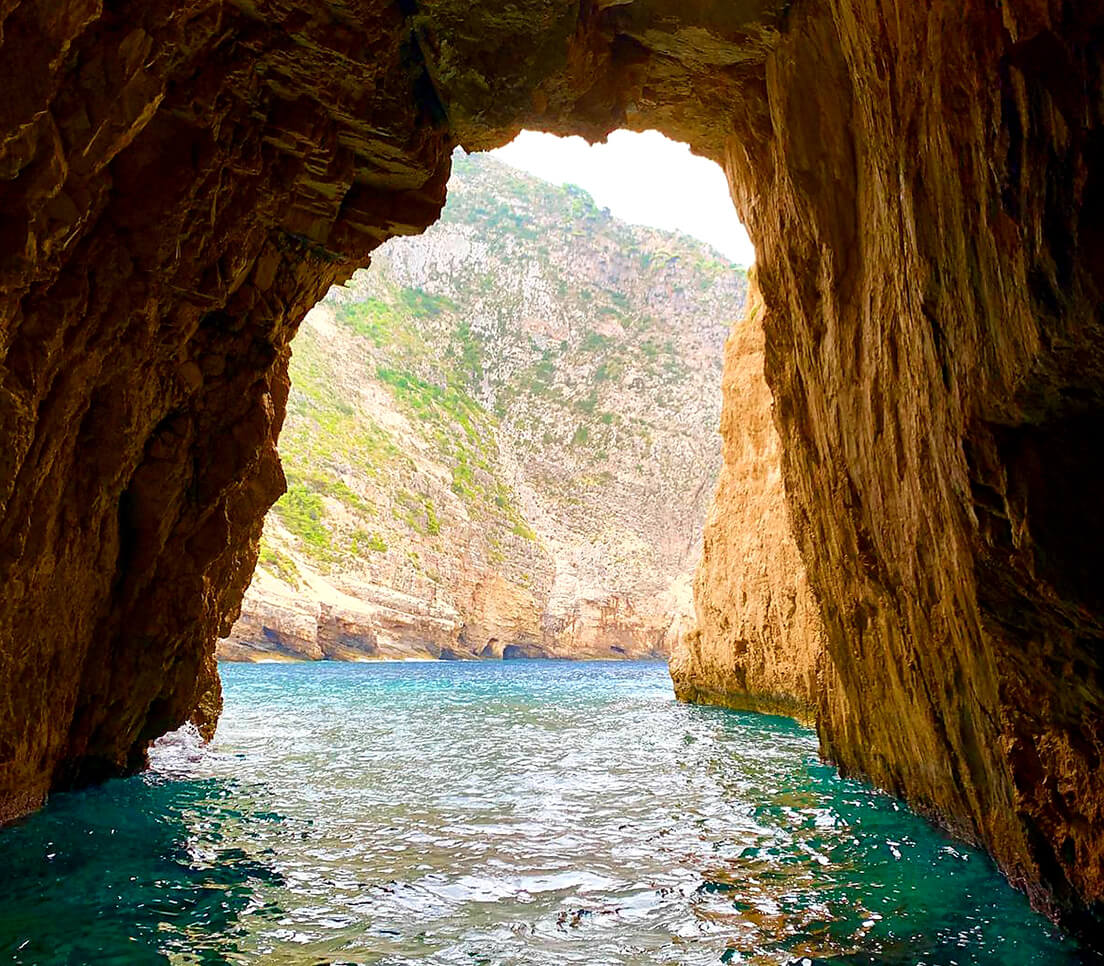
[488,130,755,267]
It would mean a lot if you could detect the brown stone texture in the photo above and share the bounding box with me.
[2,0,1104,947]
[0,0,451,820]
[735,0,1104,939]
[671,279,825,724]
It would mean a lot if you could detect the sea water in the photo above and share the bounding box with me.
[0,660,1084,964]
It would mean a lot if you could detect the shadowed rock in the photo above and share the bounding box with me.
[1,0,1103,945]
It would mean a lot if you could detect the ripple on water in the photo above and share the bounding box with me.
[0,660,1086,965]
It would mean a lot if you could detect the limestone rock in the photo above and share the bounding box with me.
[2,0,1104,946]
[220,563,466,662]
[671,279,825,723]
[220,154,739,664]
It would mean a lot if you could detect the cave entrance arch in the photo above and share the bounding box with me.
[3,0,1104,945]
[1,0,785,817]
[226,129,753,667]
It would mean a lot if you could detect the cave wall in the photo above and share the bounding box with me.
[739,0,1104,935]
[0,0,451,818]
[2,0,1104,946]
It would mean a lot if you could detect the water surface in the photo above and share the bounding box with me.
[0,660,1083,964]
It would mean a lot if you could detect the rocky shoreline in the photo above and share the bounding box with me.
[219,154,740,665]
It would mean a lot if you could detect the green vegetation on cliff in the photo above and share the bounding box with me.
[256,150,745,640]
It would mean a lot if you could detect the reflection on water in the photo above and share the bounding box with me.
[0,772,282,964]
[0,660,1084,964]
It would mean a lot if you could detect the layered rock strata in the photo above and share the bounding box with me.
[2,0,1104,946]
[217,564,464,662]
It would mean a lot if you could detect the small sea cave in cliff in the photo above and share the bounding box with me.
[3,1,1104,962]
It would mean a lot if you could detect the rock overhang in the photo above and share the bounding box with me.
[2,0,1104,948]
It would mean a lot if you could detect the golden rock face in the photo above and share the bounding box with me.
[1,0,1103,945]
[670,278,826,727]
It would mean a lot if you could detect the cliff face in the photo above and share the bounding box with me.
[2,0,1104,945]
[671,279,825,723]
[220,153,740,662]
[739,3,1104,935]
[0,0,450,819]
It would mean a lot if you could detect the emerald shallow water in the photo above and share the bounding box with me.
[0,660,1084,964]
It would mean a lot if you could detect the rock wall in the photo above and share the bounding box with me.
[217,563,466,662]
[671,279,825,723]
[2,0,1104,946]
[0,0,452,820]
[735,2,1104,937]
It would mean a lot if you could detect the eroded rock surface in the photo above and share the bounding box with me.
[671,279,824,723]
[0,0,452,820]
[2,0,1104,945]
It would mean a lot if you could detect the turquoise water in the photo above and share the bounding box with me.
[0,660,1084,965]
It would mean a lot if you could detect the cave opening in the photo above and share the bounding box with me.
[3,0,1104,958]
[220,128,753,666]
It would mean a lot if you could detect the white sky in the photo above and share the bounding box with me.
[487,130,755,267]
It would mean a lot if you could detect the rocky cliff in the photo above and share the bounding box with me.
[670,277,825,723]
[220,153,741,662]
[2,0,1103,947]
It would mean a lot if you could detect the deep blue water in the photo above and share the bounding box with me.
[0,660,1085,964]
